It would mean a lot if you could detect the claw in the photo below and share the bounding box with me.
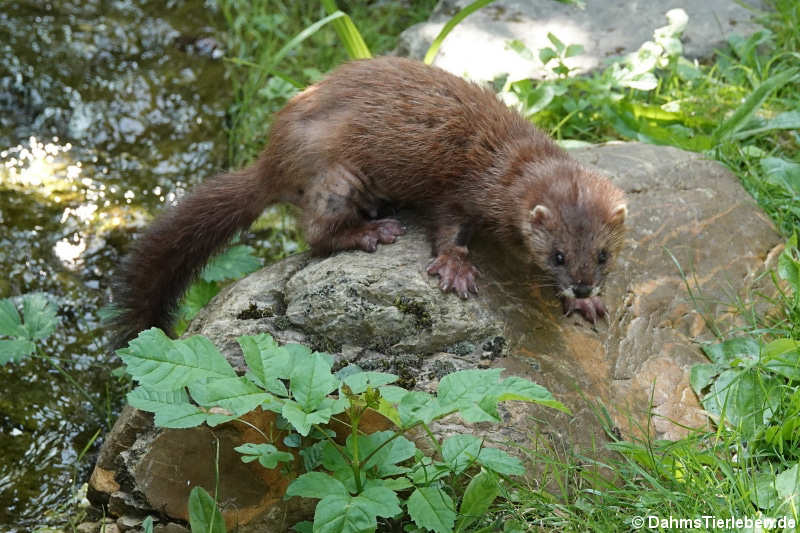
[427,251,480,298]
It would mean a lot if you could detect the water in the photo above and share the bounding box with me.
[0,1,232,529]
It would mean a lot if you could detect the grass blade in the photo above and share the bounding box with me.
[424,0,497,65]
[321,0,372,59]
[264,11,350,75]
[712,67,798,143]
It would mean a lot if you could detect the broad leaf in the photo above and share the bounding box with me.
[187,486,227,533]
[442,434,482,474]
[690,363,720,393]
[407,486,456,533]
[342,371,398,394]
[200,244,261,282]
[188,376,273,418]
[21,293,58,341]
[456,469,499,532]
[282,397,347,436]
[290,352,339,411]
[312,494,375,533]
[476,447,525,476]
[0,298,26,338]
[240,333,292,393]
[236,443,293,469]
[287,472,348,500]
[702,337,761,365]
[0,339,36,365]
[127,387,207,428]
[713,68,799,142]
[353,431,415,476]
[118,329,236,391]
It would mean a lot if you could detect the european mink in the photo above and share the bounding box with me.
[112,56,626,344]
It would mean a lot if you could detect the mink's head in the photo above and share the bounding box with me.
[521,160,626,299]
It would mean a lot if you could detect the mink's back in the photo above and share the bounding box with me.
[270,57,564,205]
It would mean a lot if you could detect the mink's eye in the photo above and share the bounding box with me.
[598,249,608,264]
[554,251,565,266]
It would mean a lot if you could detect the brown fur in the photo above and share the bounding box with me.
[111,57,626,344]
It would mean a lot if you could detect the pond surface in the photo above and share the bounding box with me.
[0,1,232,529]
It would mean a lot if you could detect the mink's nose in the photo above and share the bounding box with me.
[574,284,592,299]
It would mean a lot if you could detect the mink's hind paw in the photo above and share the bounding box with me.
[562,296,608,324]
[427,249,480,299]
[355,218,406,252]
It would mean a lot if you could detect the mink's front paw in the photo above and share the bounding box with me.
[427,250,479,299]
[562,296,608,324]
[355,218,406,252]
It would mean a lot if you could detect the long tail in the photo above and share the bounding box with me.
[110,157,275,346]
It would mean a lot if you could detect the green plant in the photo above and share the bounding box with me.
[118,330,568,532]
[173,244,262,335]
[0,293,113,425]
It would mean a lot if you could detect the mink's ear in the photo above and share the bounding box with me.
[530,205,552,225]
[609,203,627,226]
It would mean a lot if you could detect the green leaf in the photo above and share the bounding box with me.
[177,279,220,329]
[353,431,416,476]
[342,371,397,395]
[21,293,58,341]
[456,470,499,532]
[475,447,525,476]
[312,494,375,533]
[242,333,296,382]
[510,80,557,117]
[778,233,800,294]
[117,329,236,391]
[751,471,779,509]
[442,434,482,474]
[775,464,800,514]
[546,32,565,53]
[378,385,410,404]
[0,339,36,365]
[438,369,568,423]
[282,397,348,436]
[127,387,207,428]
[240,334,293,392]
[565,43,584,58]
[761,157,800,195]
[234,442,294,470]
[142,516,154,533]
[292,521,313,533]
[188,486,227,533]
[506,39,535,61]
[690,363,721,393]
[290,352,339,411]
[0,298,26,338]
[321,1,371,59]
[538,47,557,65]
[713,68,799,143]
[407,486,456,533]
[702,337,762,365]
[734,110,800,139]
[494,376,570,412]
[287,472,348,500]
[189,376,274,420]
[200,245,262,282]
[357,485,402,518]
[424,0,497,64]
[762,338,800,380]
[398,390,441,426]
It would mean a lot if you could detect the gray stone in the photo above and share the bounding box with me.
[396,0,768,82]
[91,142,781,530]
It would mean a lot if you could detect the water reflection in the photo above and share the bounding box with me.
[0,0,231,529]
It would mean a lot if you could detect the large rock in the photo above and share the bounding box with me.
[90,143,781,531]
[397,0,768,82]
